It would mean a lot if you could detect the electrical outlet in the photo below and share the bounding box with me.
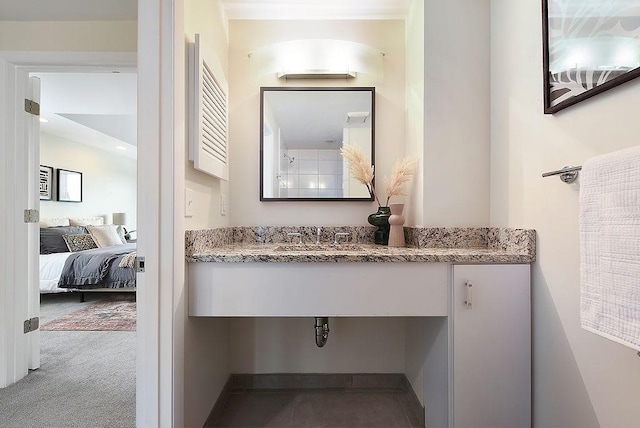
[220,194,228,216]
[185,188,194,217]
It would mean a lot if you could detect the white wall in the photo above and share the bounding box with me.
[404,0,424,227]
[491,1,640,426]
[182,317,229,427]
[184,0,230,231]
[183,1,231,426]
[0,21,136,51]
[422,0,491,227]
[230,318,405,374]
[40,132,137,229]
[228,19,406,226]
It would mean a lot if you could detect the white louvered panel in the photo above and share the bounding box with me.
[188,34,229,181]
[201,65,226,164]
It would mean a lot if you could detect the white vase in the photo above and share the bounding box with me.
[387,203,405,247]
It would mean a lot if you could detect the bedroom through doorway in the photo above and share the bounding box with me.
[0,70,138,426]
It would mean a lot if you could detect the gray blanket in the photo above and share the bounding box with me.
[58,243,137,289]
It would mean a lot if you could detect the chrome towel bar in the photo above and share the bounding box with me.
[541,165,582,183]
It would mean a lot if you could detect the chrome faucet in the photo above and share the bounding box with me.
[316,227,322,245]
[333,232,349,245]
[287,232,303,245]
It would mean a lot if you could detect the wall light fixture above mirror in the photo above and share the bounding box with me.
[260,87,375,201]
[277,70,357,80]
[248,39,384,81]
[543,0,640,113]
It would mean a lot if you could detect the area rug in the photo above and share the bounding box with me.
[41,294,136,331]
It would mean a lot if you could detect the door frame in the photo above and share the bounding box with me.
[137,0,183,425]
[0,0,181,425]
[0,48,171,426]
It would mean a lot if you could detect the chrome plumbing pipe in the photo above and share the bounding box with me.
[315,317,329,347]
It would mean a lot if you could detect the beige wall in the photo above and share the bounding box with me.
[184,0,230,230]
[491,1,640,426]
[40,133,137,229]
[0,21,136,51]
[229,318,405,374]
[404,0,424,227]
[182,1,231,427]
[403,0,427,404]
[422,0,491,227]
[228,19,406,226]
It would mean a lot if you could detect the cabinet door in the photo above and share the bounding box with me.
[452,264,531,428]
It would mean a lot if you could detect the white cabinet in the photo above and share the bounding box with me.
[451,264,531,428]
[189,260,532,428]
[189,262,449,317]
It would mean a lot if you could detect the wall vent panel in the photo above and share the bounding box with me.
[188,34,229,181]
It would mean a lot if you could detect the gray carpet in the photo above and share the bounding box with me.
[0,294,136,428]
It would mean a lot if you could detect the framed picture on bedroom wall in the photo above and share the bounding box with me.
[57,168,83,202]
[39,165,53,200]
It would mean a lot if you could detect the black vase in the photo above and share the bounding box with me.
[368,206,391,245]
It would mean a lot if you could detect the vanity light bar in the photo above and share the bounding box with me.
[277,70,357,80]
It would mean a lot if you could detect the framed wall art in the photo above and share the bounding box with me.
[57,169,83,202]
[543,0,640,113]
[39,165,53,200]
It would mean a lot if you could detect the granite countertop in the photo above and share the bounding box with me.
[185,227,536,264]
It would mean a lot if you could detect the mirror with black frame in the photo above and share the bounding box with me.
[543,0,640,114]
[260,87,375,201]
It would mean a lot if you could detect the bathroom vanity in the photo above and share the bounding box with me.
[186,226,534,428]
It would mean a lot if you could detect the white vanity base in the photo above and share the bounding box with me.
[187,262,531,428]
[188,262,449,317]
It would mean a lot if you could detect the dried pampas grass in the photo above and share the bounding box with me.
[341,145,418,207]
[383,156,418,206]
[340,145,374,185]
[340,145,381,206]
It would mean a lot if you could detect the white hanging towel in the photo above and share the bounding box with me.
[580,145,640,351]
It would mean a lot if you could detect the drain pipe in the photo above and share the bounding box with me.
[315,317,330,347]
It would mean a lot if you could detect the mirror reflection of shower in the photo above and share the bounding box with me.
[283,153,295,164]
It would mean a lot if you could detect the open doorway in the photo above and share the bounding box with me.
[1,0,174,423]
[0,70,138,426]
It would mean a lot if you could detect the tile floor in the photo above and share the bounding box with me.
[209,388,423,428]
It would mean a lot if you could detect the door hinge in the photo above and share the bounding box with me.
[135,256,146,273]
[24,99,40,116]
[24,209,39,223]
[24,317,39,334]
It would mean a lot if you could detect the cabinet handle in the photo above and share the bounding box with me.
[464,281,473,309]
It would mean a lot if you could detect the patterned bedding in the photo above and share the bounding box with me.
[40,243,136,292]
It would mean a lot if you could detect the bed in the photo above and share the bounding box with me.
[39,217,136,296]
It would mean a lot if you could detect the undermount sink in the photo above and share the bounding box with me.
[274,244,365,252]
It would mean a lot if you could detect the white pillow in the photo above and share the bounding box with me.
[69,217,105,226]
[86,225,126,247]
[40,218,70,228]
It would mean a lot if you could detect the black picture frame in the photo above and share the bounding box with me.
[543,0,640,114]
[57,169,83,202]
[39,165,53,200]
